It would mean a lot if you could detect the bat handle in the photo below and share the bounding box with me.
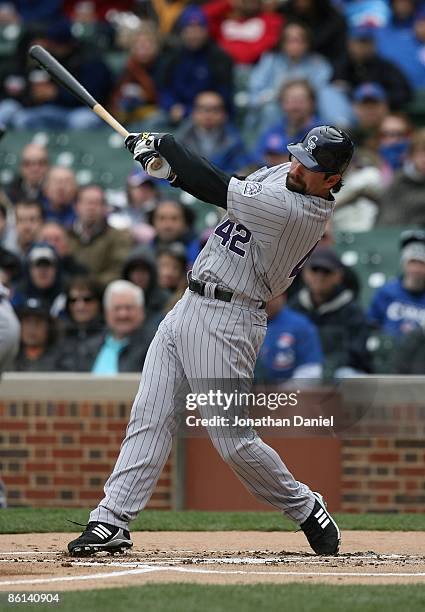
[93,103,129,138]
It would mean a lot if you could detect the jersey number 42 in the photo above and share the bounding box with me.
[214,220,252,257]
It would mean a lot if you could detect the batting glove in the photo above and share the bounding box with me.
[124,132,166,158]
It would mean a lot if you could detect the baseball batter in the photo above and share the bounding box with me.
[69,125,354,557]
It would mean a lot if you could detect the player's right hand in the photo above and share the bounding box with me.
[124,132,166,158]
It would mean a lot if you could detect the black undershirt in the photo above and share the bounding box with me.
[157,134,232,209]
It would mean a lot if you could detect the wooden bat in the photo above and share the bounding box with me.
[28,44,163,170]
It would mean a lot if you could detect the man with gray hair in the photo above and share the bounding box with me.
[57,280,159,373]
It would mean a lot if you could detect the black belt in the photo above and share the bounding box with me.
[188,272,265,309]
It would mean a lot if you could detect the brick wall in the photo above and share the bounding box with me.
[1,375,424,512]
[0,376,175,509]
[341,438,425,512]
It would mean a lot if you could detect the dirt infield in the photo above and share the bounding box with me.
[0,532,424,590]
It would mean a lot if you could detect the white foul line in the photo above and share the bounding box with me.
[0,563,424,587]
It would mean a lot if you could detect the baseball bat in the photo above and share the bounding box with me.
[29,45,128,138]
[28,45,163,170]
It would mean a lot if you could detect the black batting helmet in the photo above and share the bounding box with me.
[287,125,354,175]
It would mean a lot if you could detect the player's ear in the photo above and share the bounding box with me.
[325,173,341,189]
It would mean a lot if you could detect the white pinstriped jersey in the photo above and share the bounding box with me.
[191,162,335,302]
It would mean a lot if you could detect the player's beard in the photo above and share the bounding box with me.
[286,173,306,195]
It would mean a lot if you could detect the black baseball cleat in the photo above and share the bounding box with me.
[300,492,341,555]
[67,522,133,556]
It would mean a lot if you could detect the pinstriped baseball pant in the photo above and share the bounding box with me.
[90,290,315,527]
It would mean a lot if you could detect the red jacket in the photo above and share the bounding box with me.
[203,0,283,65]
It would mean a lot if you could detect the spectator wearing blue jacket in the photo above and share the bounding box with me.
[157,5,233,126]
[368,230,425,339]
[256,293,323,383]
[176,91,252,174]
[376,5,425,90]
[252,80,321,166]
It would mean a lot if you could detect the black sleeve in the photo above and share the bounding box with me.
[157,134,231,209]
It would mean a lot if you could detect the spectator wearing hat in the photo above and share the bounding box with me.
[378,128,425,225]
[11,242,65,317]
[6,143,49,206]
[290,247,371,379]
[246,21,353,131]
[157,5,234,125]
[255,292,323,383]
[69,184,133,287]
[376,3,425,91]
[332,25,412,109]
[157,242,188,312]
[42,166,78,228]
[122,244,170,323]
[10,297,58,372]
[203,0,284,65]
[111,25,162,128]
[176,90,252,174]
[148,199,200,266]
[253,80,322,166]
[351,82,390,148]
[368,230,425,340]
[59,280,155,373]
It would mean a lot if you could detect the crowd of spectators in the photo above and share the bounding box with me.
[1,0,425,380]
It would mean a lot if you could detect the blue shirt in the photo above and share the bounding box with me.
[91,334,129,375]
[255,306,323,382]
[368,277,425,339]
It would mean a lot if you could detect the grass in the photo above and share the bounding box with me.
[0,508,424,534]
[4,584,425,612]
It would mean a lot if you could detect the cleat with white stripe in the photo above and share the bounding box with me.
[300,492,340,555]
[67,522,133,557]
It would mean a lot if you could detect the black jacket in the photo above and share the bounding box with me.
[54,316,105,372]
[56,323,157,373]
[290,286,372,378]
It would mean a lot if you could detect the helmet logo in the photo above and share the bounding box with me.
[305,135,318,154]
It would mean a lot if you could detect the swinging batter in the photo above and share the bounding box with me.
[68,125,354,557]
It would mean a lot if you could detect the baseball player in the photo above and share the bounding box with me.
[68,125,354,557]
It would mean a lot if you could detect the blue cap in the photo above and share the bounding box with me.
[353,82,387,103]
[178,5,207,29]
[264,132,290,154]
[349,25,376,40]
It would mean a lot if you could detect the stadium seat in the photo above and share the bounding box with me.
[334,226,420,308]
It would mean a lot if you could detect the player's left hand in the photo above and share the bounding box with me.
[124,132,166,158]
